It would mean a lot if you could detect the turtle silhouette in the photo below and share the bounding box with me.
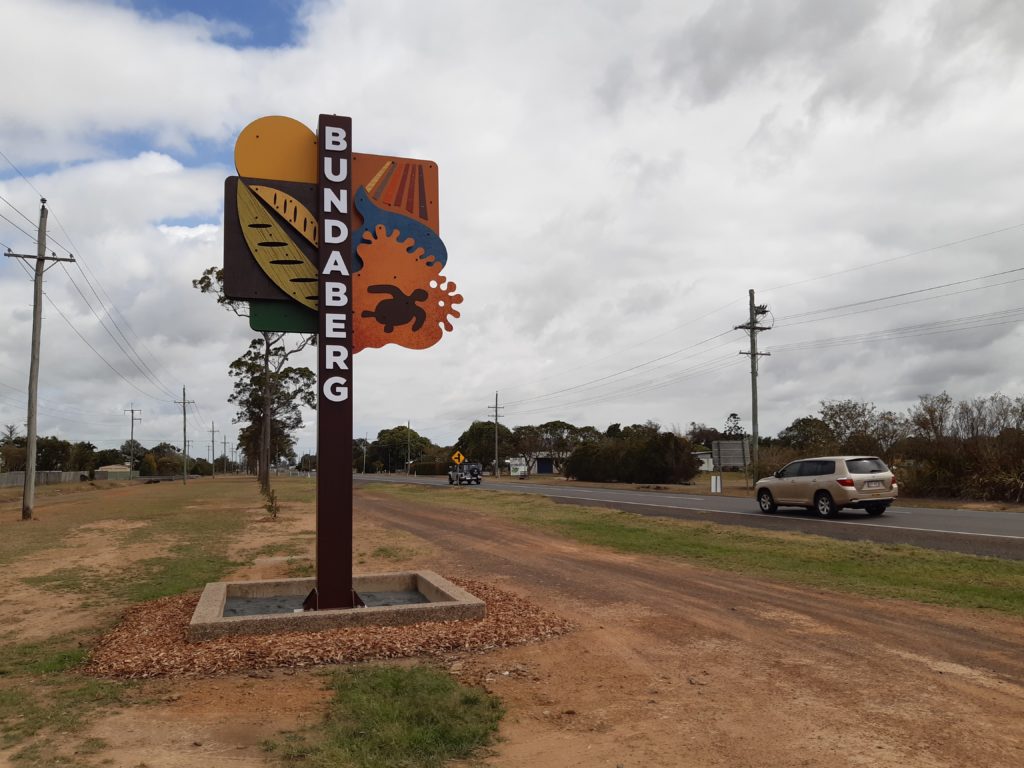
[361,284,429,332]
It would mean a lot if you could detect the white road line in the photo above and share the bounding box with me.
[359,477,1024,541]
[535,492,1024,540]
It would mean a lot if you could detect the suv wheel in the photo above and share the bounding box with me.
[814,491,837,518]
[757,489,777,514]
[865,503,887,516]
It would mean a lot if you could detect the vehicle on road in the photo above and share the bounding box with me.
[449,462,483,485]
[755,456,897,518]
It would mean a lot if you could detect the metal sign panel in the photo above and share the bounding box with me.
[712,440,750,471]
[451,450,465,465]
[248,299,317,333]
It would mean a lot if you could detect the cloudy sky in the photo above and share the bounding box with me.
[1,0,1022,462]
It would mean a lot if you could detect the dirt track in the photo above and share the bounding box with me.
[357,487,1024,768]
[6,480,1022,767]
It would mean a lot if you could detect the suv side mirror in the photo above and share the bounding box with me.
[773,470,782,478]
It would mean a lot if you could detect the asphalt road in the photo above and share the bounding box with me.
[355,473,1024,560]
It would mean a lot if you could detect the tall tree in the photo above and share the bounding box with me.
[455,420,512,472]
[776,417,833,453]
[908,392,954,443]
[194,266,314,492]
[67,441,97,472]
[120,439,146,471]
[818,399,879,452]
[229,338,316,484]
[723,413,745,437]
[0,426,24,472]
[510,425,545,476]
[94,449,124,468]
[371,426,435,473]
[37,436,72,471]
[686,421,723,448]
[537,420,578,471]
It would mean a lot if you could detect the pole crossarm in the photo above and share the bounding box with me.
[5,248,75,263]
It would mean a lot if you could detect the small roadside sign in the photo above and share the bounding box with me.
[451,450,465,465]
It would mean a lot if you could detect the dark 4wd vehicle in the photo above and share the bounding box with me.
[448,462,483,485]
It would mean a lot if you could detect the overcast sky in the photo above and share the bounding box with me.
[1,0,1022,461]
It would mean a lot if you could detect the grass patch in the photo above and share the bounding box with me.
[266,665,502,768]
[286,557,315,577]
[0,633,91,677]
[370,545,415,561]
[246,541,306,558]
[0,478,264,763]
[0,675,126,752]
[270,477,316,505]
[371,484,1024,616]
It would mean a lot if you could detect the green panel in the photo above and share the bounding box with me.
[249,299,317,333]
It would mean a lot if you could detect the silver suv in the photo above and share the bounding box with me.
[755,456,897,517]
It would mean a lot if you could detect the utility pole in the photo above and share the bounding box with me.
[209,422,218,478]
[735,289,770,483]
[5,199,74,520]
[222,435,228,474]
[406,420,411,474]
[123,403,142,479]
[175,387,194,485]
[488,392,504,478]
[362,432,367,474]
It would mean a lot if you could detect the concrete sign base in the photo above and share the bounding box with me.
[188,571,484,641]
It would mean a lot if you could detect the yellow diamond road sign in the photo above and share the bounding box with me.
[451,450,465,465]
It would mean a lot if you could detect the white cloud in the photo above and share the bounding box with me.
[1,0,1023,460]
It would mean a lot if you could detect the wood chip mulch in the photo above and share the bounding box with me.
[83,578,575,679]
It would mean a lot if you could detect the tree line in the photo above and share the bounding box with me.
[0,426,237,477]
[354,419,701,485]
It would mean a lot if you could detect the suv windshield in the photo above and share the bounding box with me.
[845,458,888,474]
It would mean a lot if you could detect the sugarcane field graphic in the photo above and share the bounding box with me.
[223,115,462,352]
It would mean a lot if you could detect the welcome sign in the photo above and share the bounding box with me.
[223,115,461,608]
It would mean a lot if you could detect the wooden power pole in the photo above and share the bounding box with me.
[175,387,194,484]
[5,199,74,520]
[735,289,770,481]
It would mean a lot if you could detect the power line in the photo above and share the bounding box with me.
[0,210,37,242]
[48,223,181,394]
[0,147,45,199]
[503,352,746,419]
[769,306,1024,353]
[0,192,37,227]
[497,223,1024,403]
[0,387,123,429]
[503,328,740,407]
[57,263,178,399]
[774,267,1024,324]
[43,292,175,403]
[2,147,185,394]
[761,222,1024,295]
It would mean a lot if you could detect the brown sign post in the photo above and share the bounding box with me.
[314,114,356,609]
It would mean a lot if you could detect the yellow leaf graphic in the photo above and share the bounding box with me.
[249,184,319,247]
[236,181,318,310]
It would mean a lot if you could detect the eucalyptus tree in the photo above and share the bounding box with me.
[193,266,314,492]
